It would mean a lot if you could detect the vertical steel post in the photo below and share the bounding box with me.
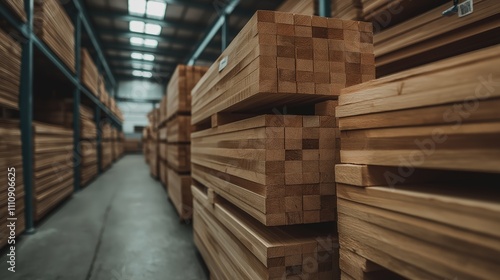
[318,0,332,17]
[95,107,102,174]
[73,12,82,192]
[21,0,35,233]
[221,13,228,51]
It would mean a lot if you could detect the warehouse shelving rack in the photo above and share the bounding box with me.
[0,0,123,233]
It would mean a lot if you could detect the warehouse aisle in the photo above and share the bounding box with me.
[0,155,208,280]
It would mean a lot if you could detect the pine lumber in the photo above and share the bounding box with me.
[167,167,191,220]
[101,141,113,170]
[277,0,314,15]
[192,184,339,280]
[3,0,27,22]
[373,0,500,76]
[167,144,190,173]
[191,11,375,126]
[166,65,207,121]
[34,0,75,73]
[124,139,141,153]
[0,28,22,110]
[191,114,338,226]
[167,115,191,143]
[81,48,99,96]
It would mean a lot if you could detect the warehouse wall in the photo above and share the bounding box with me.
[116,80,164,137]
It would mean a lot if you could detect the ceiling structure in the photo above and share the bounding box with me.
[83,0,286,84]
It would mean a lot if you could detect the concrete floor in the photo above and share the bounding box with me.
[0,155,209,280]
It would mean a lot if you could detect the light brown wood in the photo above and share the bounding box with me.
[0,29,22,110]
[81,48,99,96]
[167,167,192,220]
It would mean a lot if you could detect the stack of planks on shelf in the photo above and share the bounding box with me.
[0,29,22,110]
[277,0,314,15]
[79,105,97,187]
[372,0,499,77]
[101,122,113,170]
[3,0,27,22]
[335,46,500,279]
[166,65,207,220]
[142,128,150,163]
[158,95,168,186]
[193,184,339,280]
[124,139,141,153]
[146,109,160,178]
[81,48,99,96]
[0,120,25,249]
[33,122,74,221]
[191,11,375,279]
[34,0,75,72]
[329,0,361,20]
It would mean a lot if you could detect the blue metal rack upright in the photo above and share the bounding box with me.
[0,0,123,233]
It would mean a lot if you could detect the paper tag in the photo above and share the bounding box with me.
[219,56,228,72]
[458,0,473,17]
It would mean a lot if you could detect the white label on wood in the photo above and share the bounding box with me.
[458,0,473,17]
[219,56,228,72]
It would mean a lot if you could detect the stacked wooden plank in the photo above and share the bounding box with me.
[0,120,25,249]
[336,46,500,279]
[373,0,500,76]
[0,29,22,110]
[193,184,339,280]
[158,95,168,186]
[145,109,160,178]
[191,11,374,125]
[3,0,27,22]
[34,0,75,72]
[101,123,113,170]
[329,0,361,20]
[81,48,99,96]
[124,139,141,153]
[79,105,97,187]
[166,65,207,220]
[277,0,314,15]
[33,122,73,221]
[191,11,375,279]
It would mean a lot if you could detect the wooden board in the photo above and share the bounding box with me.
[101,141,113,170]
[167,167,192,220]
[277,0,314,15]
[191,11,375,126]
[0,29,22,110]
[124,139,141,153]
[373,0,500,76]
[166,143,190,173]
[192,113,338,226]
[3,0,27,22]
[166,65,207,121]
[167,115,191,143]
[81,48,99,96]
[192,183,339,280]
[34,0,75,73]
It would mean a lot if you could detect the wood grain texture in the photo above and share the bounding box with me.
[81,48,99,96]
[167,167,192,220]
[193,184,339,280]
[191,11,374,126]
[0,29,22,110]
[3,0,27,22]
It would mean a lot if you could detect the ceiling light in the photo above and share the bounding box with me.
[142,64,154,70]
[129,21,145,33]
[132,70,144,77]
[131,52,143,60]
[132,62,143,69]
[128,0,146,15]
[146,1,167,19]
[130,37,144,46]
[143,54,155,61]
[145,23,162,35]
[144,39,158,48]
[142,71,153,78]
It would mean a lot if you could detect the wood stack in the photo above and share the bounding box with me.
[81,48,99,96]
[166,65,207,220]
[158,95,168,186]
[145,109,160,178]
[0,120,25,249]
[124,139,141,153]
[33,122,74,221]
[34,0,75,73]
[101,122,113,170]
[3,0,27,22]
[191,11,375,279]
[98,75,109,107]
[335,46,500,279]
[373,0,500,77]
[193,184,339,280]
[0,29,22,110]
[329,0,361,20]
[277,0,314,15]
[80,105,97,187]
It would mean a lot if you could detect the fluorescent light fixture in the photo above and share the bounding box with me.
[128,0,146,15]
[142,71,153,78]
[146,1,167,19]
[142,64,154,70]
[130,37,144,46]
[131,52,143,60]
[143,54,155,61]
[132,70,144,77]
[144,39,158,48]
[129,20,145,33]
[132,62,143,69]
[145,23,162,35]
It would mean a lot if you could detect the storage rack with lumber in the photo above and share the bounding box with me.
[158,96,168,187]
[144,109,160,178]
[0,120,25,249]
[33,122,74,221]
[335,45,500,279]
[101,122,114,170]
[166,65,207,220]
[81,48,99,97]
[0,28,22,110]
[191,10,375,279]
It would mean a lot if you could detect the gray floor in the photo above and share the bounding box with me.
[0,155,208,280]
